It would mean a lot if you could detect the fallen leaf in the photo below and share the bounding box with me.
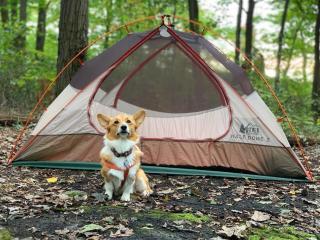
[251,211,271,222]
[46,177,58,183]
[289,190,296,195]
[157,188,175,195]
[55,228,70,235]
[80,224,104,233]
[218,225,247,238]
[59,190,88,201]
[102,216,114,224]
[110,224,134,238]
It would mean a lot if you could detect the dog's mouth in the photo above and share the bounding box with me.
[117,130,129,137]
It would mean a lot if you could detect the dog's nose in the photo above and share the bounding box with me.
[121,125,127,131]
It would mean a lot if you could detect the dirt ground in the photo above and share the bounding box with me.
[0,126,319,239]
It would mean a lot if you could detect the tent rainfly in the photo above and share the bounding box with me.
[10,21,311,181]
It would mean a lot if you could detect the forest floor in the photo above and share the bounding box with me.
[0,126,319,240]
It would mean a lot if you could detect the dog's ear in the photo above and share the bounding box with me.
[133,109,146,128]
[97,114,110,129]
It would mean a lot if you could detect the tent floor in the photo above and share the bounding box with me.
[12,161,307,182]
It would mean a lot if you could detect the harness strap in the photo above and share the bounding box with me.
[102,161,134,188]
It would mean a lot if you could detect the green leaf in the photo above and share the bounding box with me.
[80,224,104,233]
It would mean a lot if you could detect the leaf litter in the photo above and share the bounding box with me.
[0,126,319,239]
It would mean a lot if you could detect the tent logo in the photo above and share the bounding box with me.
[230,121,270,143]
[239,123,260,135]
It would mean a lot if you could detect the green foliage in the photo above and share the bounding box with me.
[249,71,320,141]
[0,24,55,112]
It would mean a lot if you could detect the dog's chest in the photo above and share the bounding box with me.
[102,139,136,169]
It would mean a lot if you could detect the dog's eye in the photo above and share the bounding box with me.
[114,120,119,124]
[126,120,131,124]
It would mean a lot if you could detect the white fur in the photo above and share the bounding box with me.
[101,137,139,169]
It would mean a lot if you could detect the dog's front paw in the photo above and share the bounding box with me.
[120,193,131,201]
[104,190,113,200]
[141,189,153,198]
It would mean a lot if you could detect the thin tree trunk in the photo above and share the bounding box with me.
[235,0,242,64]
[275,0,290,93]
[302,51,307,82]
[36,0,48,51]
[10,0,18,24]
[245,0,255,60]
[103,0,113,49]
[15,0,27,49]
[55,0,88,96]
[0,0,9,25]
[172,0,177,26]
[301,36,307,82]
[188,0,199,33]
[283,20,302,78]
[312,0,320,122]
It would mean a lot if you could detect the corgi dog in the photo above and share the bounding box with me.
[97,110,152,201]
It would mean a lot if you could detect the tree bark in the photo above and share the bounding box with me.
[235,0,243,64]
[36,0,48,51]
[0,0,9,25]
[301,37,307,82]
[312,0,320,122]
[275,0,290,93]
[302,50,307,82]
[10,0,18,24]
[245,0,255,60]
[188,0,199,33]
[15,0,27,49]
[172,0,177,26]
[55,0,88,96]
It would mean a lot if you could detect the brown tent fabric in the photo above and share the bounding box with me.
[16,135,304,178]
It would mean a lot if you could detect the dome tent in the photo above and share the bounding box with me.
[9,16,312,181]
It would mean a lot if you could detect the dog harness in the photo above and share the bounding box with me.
[103,147,136,188]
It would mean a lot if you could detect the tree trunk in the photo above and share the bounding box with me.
[245,0,255,60]
[0,0,9,25]
[103,0,113,49]
[172,0,177,26]
[275,0,290,93]
[15,0,27,49]
[55,0,88,96]
[188,0,199,33]
[312,0,320,122]
[302,51,307,82]
[35,0,48,51]
[235,0,242,64]
[301,38,307,82]
[283,20,302,78]
[10,0,18,24]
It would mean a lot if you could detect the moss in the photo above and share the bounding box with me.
[147,209,210,223]
[0,228,12,240]
[80,205,124,213]
[64,190,86,198]
[247,226,318,240]
[80,205,209,223]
